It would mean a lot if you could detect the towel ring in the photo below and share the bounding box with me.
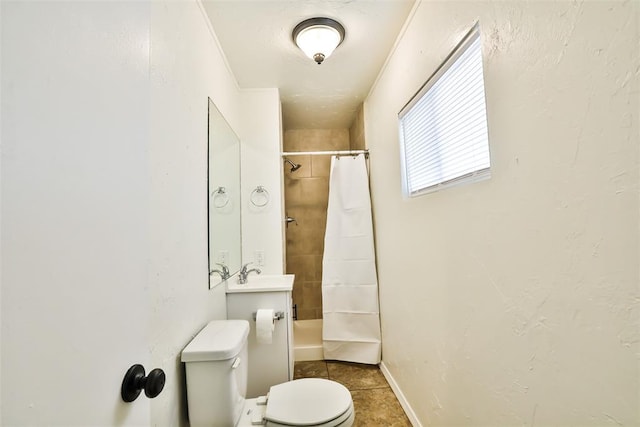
[211,186,230,208]
[250,186,270,207]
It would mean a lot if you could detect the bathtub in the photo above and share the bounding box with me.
[293,319,324,361]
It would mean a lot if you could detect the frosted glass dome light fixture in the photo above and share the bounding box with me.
[292,17,345,65]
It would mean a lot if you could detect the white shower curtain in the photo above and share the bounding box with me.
[322,154,381,364]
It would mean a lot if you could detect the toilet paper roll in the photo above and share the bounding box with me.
[256,309,275,345]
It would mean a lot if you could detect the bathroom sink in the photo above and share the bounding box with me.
[226,274,294,293]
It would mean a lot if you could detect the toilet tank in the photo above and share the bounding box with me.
[181,320,250,427]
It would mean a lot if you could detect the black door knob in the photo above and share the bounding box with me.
[144,368,166,398]
[121,364,166,402]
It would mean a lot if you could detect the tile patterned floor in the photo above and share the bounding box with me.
[294,361,412,426]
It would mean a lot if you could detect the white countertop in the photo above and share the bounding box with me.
[226,274,294,293]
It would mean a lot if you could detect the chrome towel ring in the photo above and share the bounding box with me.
[211,186,230,208]
[250,185,270,207]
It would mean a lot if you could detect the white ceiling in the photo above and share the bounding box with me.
[202,0,415,130]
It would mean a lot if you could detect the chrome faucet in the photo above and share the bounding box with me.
[238,262,261,284]
[209,263,230,280]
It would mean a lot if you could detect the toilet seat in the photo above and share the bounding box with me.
[265,404,354,427]
[242,378,354,426]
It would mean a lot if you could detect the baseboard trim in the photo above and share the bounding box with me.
[380,361,423,427]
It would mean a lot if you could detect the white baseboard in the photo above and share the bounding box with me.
[380,361,423,427]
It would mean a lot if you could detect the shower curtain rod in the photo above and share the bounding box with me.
[281,149,369,157]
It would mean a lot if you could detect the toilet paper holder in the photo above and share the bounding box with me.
[252,311,285,321]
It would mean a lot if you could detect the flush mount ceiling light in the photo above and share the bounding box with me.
[292,17,345,65]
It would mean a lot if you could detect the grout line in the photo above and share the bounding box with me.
[345,385,391,391]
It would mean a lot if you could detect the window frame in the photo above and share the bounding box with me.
[398,23,491,198]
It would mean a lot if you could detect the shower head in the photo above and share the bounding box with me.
[284,158,302,173]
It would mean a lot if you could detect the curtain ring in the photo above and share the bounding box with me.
[212,186,230,208]
[250,186,270,207]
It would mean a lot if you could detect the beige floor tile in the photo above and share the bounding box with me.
[293,361,328,379]
[327,361,389,390]
[351,388,412,426]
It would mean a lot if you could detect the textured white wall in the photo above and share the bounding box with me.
[148,1,242,425]
[240,89,285,275]
[0,2,3,421]
[366,1,639,425]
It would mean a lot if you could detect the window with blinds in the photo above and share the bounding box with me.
[399,24,490,197]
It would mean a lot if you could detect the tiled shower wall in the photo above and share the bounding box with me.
[350,103,366,151]
[283,129,350,320]
[284,107,366,320]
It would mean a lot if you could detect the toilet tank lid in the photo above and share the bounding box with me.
[181,320,249,362]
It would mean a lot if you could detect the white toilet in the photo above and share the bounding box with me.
[181,320,355,427]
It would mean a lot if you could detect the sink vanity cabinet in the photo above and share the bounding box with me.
[226,275,294,398]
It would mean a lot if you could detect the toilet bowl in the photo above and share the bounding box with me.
[181,320,354,427]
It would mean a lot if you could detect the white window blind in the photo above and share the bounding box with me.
[399,24,490,197]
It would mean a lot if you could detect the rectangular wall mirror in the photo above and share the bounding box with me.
[208,97,241,288]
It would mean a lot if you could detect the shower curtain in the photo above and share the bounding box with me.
[322,154,381,364]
